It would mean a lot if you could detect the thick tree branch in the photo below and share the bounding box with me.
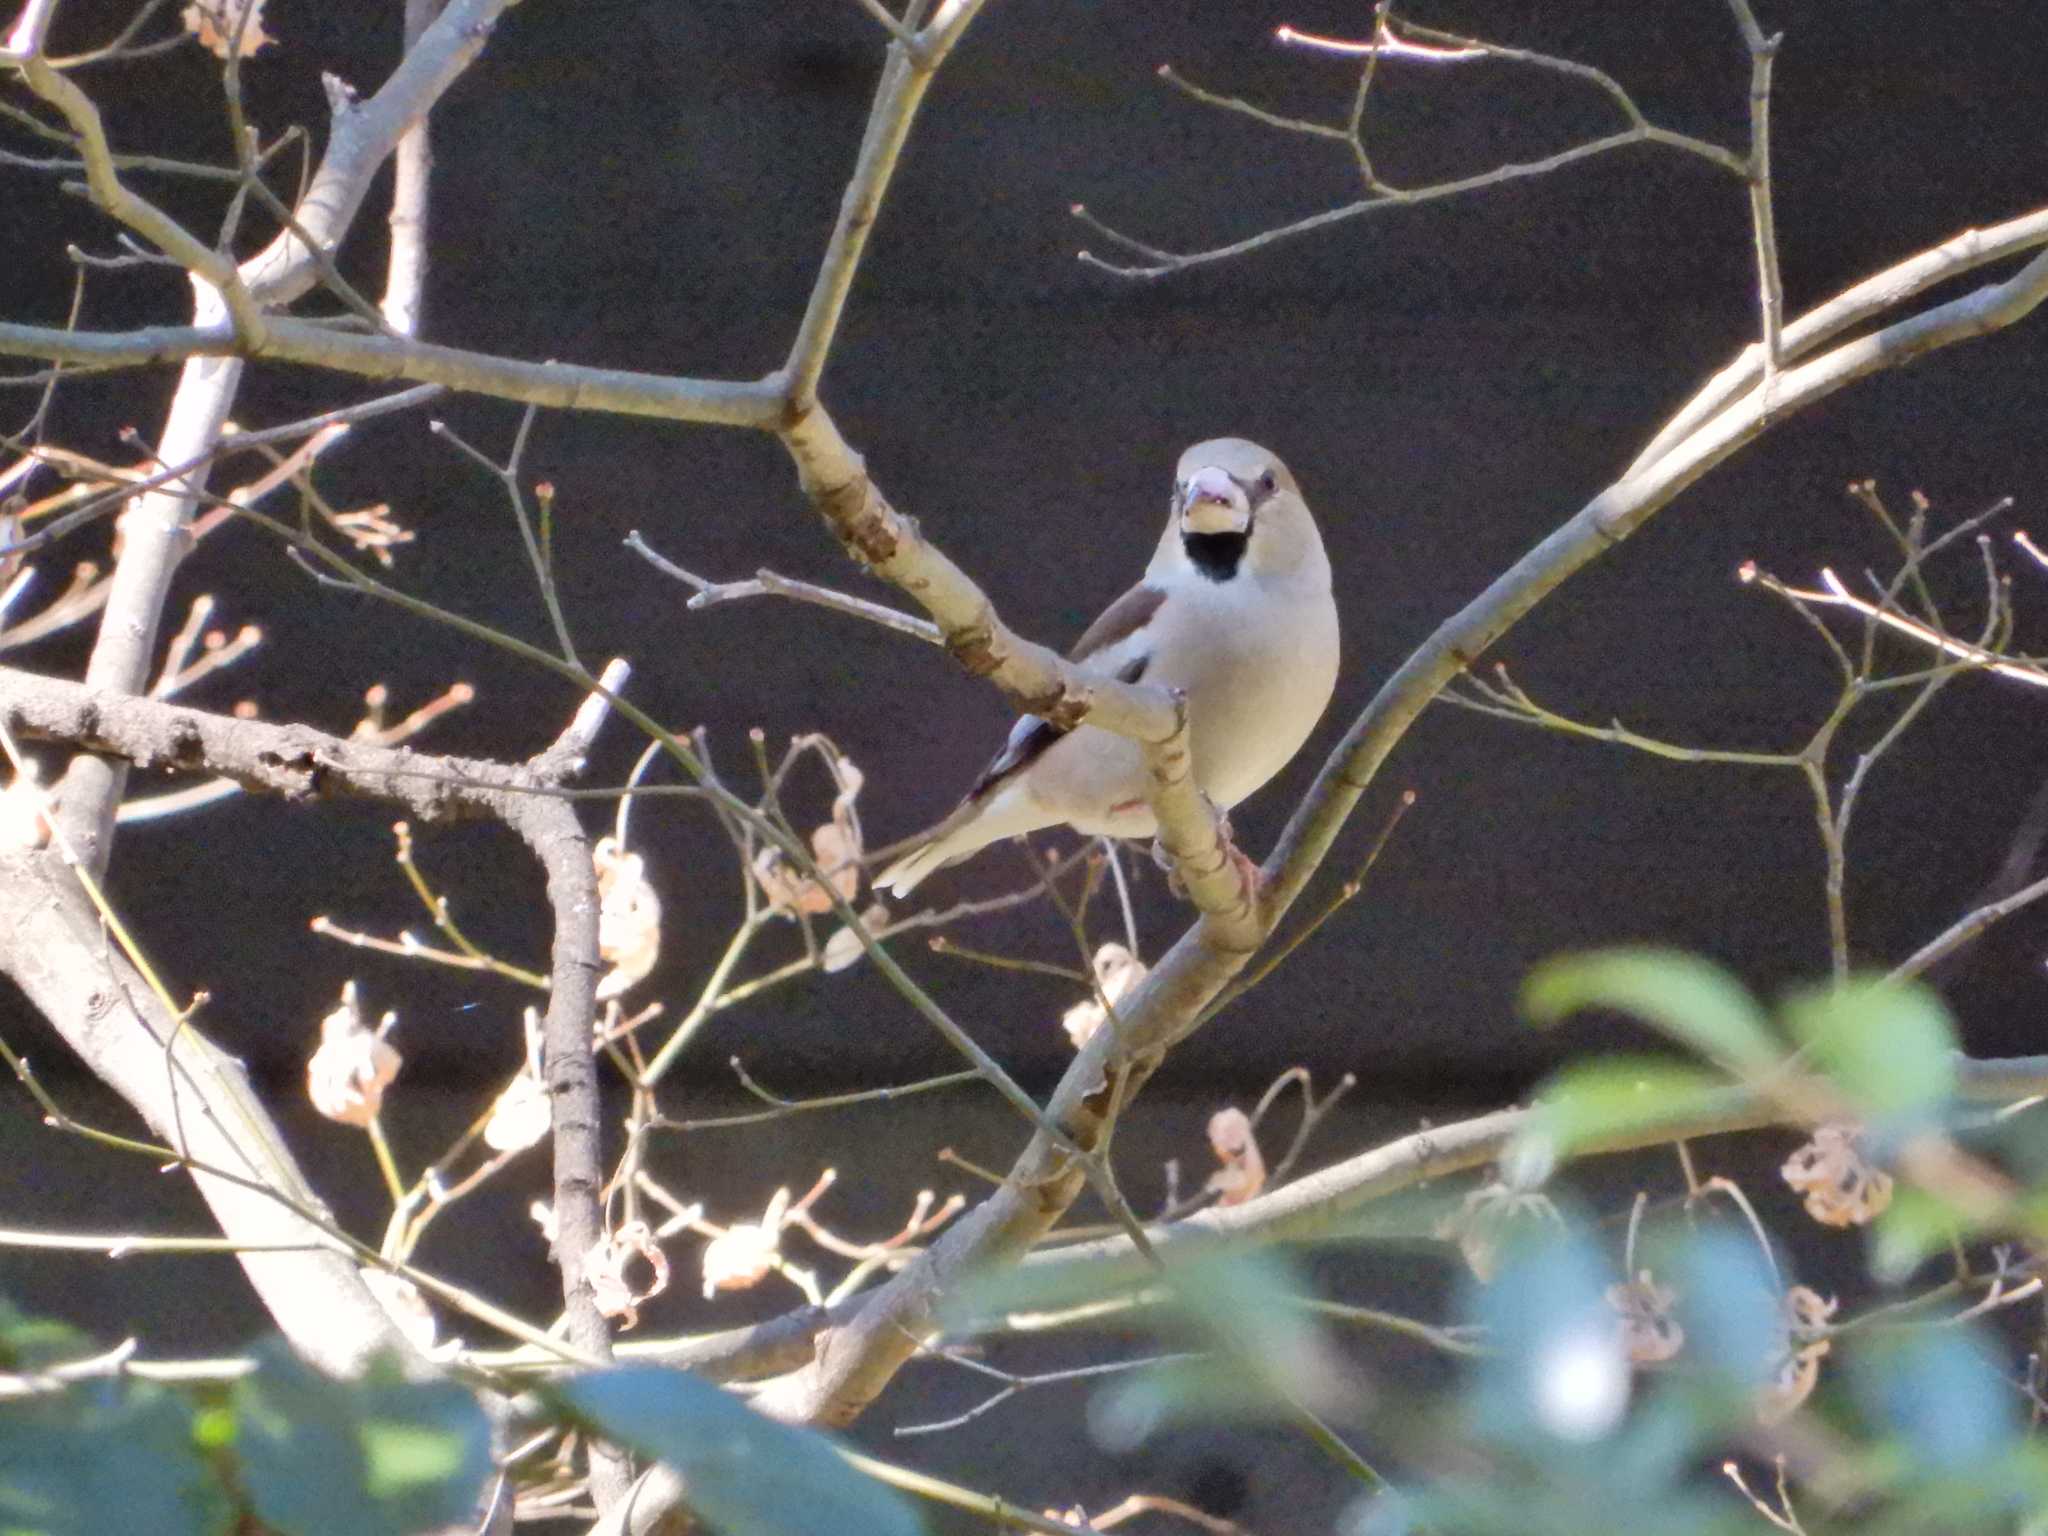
[734,218,2048,1436]
[778,405,1260,939]
[0,318,787,428]
[0,846,416,1378]
[1629,206,2048,475]
[0,662,627,1400]
[487,1047,2048,1400]
[1263,230,2048,926]
[507,661,632,1511]
[37,0,517,878]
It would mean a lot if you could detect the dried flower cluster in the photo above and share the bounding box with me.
[305,982,400,1128]
[182,0,272,57]
[752,756,866,918]
[593,836,662,1000]
[483,1009,551,1153]
[1781,1123,1893,1227]
[696,1180,826,1300]
[1062,942,1149,1048]
[584,1220,670,1329]
[700,1213,786,1300]
[1758,1285,1838,1424]
[1606,1270,1686,1365]
[1203,1107,1267,1206]
[822,901,890,974]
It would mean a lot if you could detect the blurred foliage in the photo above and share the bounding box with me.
[548,1364,921,1536]
[0,1311,909,1536]
[9,952,2048,1534]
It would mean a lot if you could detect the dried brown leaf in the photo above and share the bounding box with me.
[182,0,273,57]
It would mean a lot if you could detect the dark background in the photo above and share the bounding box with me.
[4,0,2047,1525]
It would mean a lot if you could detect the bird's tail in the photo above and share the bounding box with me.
[872,780,1054,899]
[873,837,957,899]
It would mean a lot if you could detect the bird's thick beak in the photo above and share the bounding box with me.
[1178,465,1250,537]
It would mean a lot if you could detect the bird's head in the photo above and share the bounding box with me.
[1168,438,1324,585]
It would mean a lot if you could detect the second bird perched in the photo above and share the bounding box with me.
[875,438,1341,897]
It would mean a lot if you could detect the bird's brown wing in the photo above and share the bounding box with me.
[1068,582,1167,665]
[962,582,1164,800]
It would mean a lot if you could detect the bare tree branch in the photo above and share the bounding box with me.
[0,660,630,1395]
[625,533,945,646]
[0,318,787,427]
[20,0,515,876]
[0,848,418,1377]
[1012,1050,2048,1292]
[1629,207,2048,476]
[1262,231,2048,927]
[379,0,446,337]
[1726,0,1785,372]
[783,0,994,408]
[476,1046,2048,1395]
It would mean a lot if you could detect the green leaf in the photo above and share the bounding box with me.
[1783,977,1957,1120]
[0,1382,231,1536]
[1522,949,1781,1074]
[233,1341,491,1536]
[950,1249,1343,1435]
[1145,1250,1333,1400]
[1089,1357,1297,1452]
[0,1299,94,1374]
[1528,1056,1740,1159]
[549,1365,921,1536]
[1668,1227,1782,1398]
[1852,1326,2019,1474]
[1871,1183,1963,1283]
[1465,1221,1628,1450]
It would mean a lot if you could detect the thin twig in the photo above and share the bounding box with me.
[627,532,941,644]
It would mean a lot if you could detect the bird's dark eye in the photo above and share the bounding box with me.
[1256,470,1277,497]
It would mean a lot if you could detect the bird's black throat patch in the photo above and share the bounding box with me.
[1182,529,1250,582]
